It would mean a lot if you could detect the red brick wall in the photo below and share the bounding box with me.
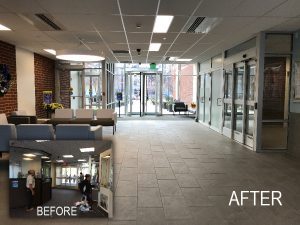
[34,53,55,118]
[59,70,70,108]
[0,41,17,115]
[179,64,194,105]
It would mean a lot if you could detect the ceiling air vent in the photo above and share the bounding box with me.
[186,17,205,33]
[183,17,222,34]
[35,13,62,30]
[113,50,130,54]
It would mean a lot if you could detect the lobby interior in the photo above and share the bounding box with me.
[0,0,300,224]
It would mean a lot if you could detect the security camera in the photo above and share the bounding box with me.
[137,49,141,55]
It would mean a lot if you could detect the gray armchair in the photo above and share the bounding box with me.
[55,124,102,140]
[16,124,55,140]
[0,114,17,152]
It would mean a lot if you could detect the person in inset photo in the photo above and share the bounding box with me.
[26,170,35,212]
[80,174,93,207]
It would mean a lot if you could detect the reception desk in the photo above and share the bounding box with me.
[9,178,52,208]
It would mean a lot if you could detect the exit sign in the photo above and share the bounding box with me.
[150,63,156,70]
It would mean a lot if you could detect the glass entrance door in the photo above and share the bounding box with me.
[127,73,161,116]
[143,73,161,115]
[223,65,233,138]
[84,76,101,109]
[261,57,290,149]
[128,73,141,115]
[210,69,223,131]
[233,62,245,143]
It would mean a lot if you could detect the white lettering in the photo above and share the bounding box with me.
[229,191,240,206]
[240,191,248,206]
[272,191,282,206]
[36,206,78,217]
[250,191,259,206]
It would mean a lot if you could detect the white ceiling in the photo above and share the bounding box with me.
[0,0,299,63]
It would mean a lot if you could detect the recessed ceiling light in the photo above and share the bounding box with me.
[149,43,161,51]
[63,155,74,158]
[163,37,167,40]
[45,160,51,163]
[56,160,64,163]
[43,49,56,55]
[80,147,95,153]
[0,24,11,31]
[41,156,49,159]
[153,15,174,33]
[169,57,178,61]
[35,140,49,142]
[23,157,33,161]
[103,155,111,159]
[23,153,36,157]
[56,54,104,62]
[175,58,192,62]
[78,159,86,162]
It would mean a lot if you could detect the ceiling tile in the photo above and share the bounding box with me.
[266,0,300,17]
[101,31,126,43]
[123,15,155,32]
[127,32,151,44]
[159,0,201,15]
[119,0,158,15]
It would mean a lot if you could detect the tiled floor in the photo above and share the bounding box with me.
[1,120,300,225]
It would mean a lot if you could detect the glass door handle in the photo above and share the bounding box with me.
[217,98,223,106]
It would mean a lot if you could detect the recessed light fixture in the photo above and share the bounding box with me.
[103,155,111,159]
[175,58,192,62]
[149,43,161,51]
[153,15,174,33]
[0,24,11,31]
[43,49,56,55]
[63,155,74,158]
[56,160,64,163]
[41,156,49,159]
[80,147,95,153]
[169,57,178,61]
[35,140,49,142]
[23,157,33,161]
[45,160,52,163]
[78,159,86,162]
[23,153,36,157]
[56,54,104,62]
[163,37,167,40]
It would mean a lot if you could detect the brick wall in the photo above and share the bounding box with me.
[34,53,55,118]
[179,64,194,105]
[59,69,70,108]
[0,40,17,115]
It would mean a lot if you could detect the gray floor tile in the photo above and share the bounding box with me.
[175,174,200,188]
[170,162,190,174]
[137,207,166,225]
[162,196,190,219]
[138,188,162,207]
[138,173,158,187]
[115,180,137,197]
[114,197,137,220]
[158,180,182,196]
[155,167,176,180]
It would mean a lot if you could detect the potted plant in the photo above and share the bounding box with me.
[43,102,64,118]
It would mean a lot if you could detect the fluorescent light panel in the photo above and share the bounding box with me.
[0,24,11,31]
[175,58,192,62]
[78,159,86,162]
[23,158,33,161]
[56,160,64,163]
[63,155,74,158]
[153,15,174,33]
[80,147,95,153]
[56,54,104,62]
[43,49,56,55]
[23,153,36,157]
[149,43,161,51]
[41,156,49,159]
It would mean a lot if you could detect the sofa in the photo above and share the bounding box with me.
[16,124,55,140]
[0,113,17,152]
[7,110,37,125]
[55,124,102,140]
[172,102,188,115]
[48,108,117,134]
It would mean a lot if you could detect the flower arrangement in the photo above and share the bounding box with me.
[0,64,12,97]
[43,103,64,111]
[191,102,196,109]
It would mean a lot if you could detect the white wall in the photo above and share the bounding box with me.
[16,47,36,115]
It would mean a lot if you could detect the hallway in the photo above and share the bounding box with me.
[110,120,300,225]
